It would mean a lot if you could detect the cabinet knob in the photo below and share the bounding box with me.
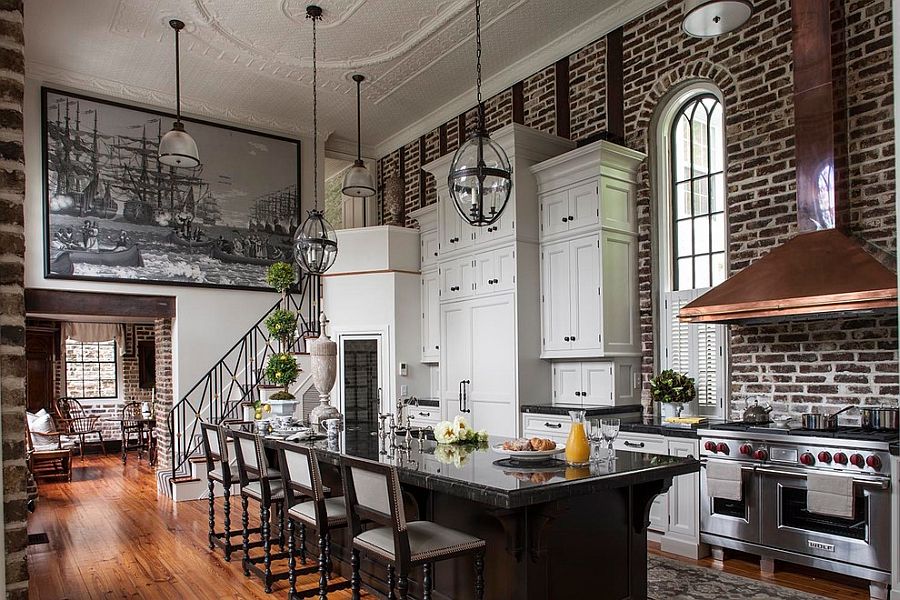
[561,217,568,223]
[575,391,581,397]
[433,252,438,256]
[568,215,574,221]
[571,336,576,341]
[435,345,439,349]
[564,336,570,342]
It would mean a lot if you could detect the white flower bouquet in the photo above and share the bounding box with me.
[433,415,488,445]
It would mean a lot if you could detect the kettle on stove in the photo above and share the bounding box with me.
[742,397,773,424]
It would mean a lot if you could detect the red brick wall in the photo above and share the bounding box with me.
[375,0,897,417]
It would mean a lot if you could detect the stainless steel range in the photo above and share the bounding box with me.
[698,423,895,600]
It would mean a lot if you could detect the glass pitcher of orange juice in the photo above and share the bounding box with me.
[565,410,591,466]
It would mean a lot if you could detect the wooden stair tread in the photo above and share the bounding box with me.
[171,475,201,484]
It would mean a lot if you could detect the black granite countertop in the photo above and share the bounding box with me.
[262,429,698,510]
[617,415,723,439]
[520,403,643,417]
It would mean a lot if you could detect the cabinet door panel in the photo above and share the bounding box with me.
[421,229,439,265]
[552,363,581,405]
[667,440,700,541]
[493,246,516,292]
[567,181,600,232]
[440,303,470,410]
[421,270,441,362]
[581,362,614,407]
[541,190,569,237]
[469,295,516,436]
[474,252,495,294]
[441,258,474,300]
[601,231,639,354]
[541,241,571,352]
[569,235,602,352]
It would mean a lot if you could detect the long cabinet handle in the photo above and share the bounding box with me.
[544,422,563,429]
[624,441,645,449]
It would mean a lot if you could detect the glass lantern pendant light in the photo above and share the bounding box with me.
[294,5,338,275]
[341,74,376,197]
[158,19,200,169]
[447,0,512,228]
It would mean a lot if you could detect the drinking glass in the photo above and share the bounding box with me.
[600,418,620,459]
[585,419,603,462]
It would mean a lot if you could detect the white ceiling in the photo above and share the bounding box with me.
[25,0,663,156]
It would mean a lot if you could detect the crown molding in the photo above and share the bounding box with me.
[26,59,319,139]
[373,0,667,157]
[324,134,377,161]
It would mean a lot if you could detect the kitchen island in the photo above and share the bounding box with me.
[263,430,699,600]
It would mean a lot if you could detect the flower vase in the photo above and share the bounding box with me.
[308,312,341,431]
[660,402,684,419]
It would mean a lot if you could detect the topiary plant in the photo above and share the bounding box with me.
[269,389,296,401]
[265,309,298,344]
[266,261,296,294]
[649,369,696,404]
[265,352,299,388]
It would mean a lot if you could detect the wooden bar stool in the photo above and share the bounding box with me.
[200,422,242,561]
[341,455,486,600]
[274,442,351,599]
[230,428,289,593]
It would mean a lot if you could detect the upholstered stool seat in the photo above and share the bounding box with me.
[201,423,242,562]
[288,496,347,527]
[356,521,486,564]
[244,478,284,502]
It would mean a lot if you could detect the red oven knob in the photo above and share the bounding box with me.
[833,452,848,465]
[800,452,815,466]
[705,441,718,453]
[849,453,865,467]
[866,455,882,470]
[752,449,768,461]
[739,444,753,456]
[817,451,832,463]
[716,443,730,455]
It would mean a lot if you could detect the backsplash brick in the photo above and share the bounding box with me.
[375,0,897,419]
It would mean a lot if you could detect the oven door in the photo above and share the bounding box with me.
[700,460,759,543]
[758,466,891,572]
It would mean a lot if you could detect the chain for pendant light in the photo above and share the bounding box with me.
[475,0,484,130]
[307,7,321,210]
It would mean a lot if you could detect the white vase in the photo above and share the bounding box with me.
[308,312,340,431]
[660,402,683,419]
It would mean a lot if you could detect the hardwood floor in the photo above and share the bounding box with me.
[27,455,872,599]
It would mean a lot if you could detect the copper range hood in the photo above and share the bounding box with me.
[679,0,897,325]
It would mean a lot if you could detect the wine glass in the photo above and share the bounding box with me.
[585,419,603,462]
[600,418,621,459]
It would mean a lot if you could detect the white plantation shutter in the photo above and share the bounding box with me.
[663,288,726,415]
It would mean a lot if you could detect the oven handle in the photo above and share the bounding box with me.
[755,466,890,490]
[699,459,756,472]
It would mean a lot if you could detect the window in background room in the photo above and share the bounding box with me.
[65,339,117,399]
[657,89,728,418]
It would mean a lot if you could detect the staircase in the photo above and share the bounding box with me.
[163,275,320,500]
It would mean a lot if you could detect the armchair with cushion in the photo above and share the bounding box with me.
[53,396,107,459]
[25,410,73,481]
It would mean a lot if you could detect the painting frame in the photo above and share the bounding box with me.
[41,86,302,292]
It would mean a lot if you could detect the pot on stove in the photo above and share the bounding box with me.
[742,397,773,424]
[861,406,899,431]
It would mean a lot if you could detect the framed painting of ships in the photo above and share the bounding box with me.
[42,87,301,291]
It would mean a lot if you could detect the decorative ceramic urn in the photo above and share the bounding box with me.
[308,312,340,431]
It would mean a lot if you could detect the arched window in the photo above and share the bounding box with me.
[670,94,726,290]
[656,87,728,417]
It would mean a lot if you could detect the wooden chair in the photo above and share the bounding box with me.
[275,441,350,599]
[53,396,107,459]
[25,416,72,482]
[121,401,149,463]
[200,422,242,561]
[341,455,486,600]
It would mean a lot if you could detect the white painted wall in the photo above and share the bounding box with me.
[22,79,320,401]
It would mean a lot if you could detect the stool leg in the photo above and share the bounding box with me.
[387,564,396,600]
[223,486,232,561]
[241,496,250,576]
[325,531,333,576]
[350,548,361,600]
[300,522,307,564]
[98,431,107,455]
[422,563,432,600]
[207,478,216,549]
[287,518,297,597]
[318,531,328,600]
[474,552,485,600]
[398,575,409,600]
[262,502,273,593]
[276,502,285,550]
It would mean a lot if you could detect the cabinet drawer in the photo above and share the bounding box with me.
[612,432,667,455]
[408,408,441,426]
[522,414,569,443]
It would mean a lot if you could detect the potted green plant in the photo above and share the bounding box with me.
[265,308,298,348]
[261,352,300,418]
[649,369,696,419]
[266,261,296,303]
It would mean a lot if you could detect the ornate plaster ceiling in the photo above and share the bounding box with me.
[25,0,664,155]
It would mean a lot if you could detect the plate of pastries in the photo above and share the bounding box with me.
[492,437,566,461]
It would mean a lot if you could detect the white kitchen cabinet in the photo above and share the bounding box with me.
[440,256,475,301]
[440,190,474,253]
[421,269,440,362]
[611,431,703,558]
[551,362,582,405]
[552,361,617,406]
[421,228,439,267]
[474,245,516,294]
[539,182,599,238]
[521,413,569,445]
[569,235,602,353]
[439,294,517,437]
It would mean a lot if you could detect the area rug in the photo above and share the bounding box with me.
[648,556,826,600]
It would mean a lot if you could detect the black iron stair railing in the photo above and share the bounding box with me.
[166,275,320,482]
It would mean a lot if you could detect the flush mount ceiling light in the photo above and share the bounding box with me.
[294,5,338,275]
[447,0,512,228]
[682,0,753,38]
[158,19,200,169]
[341,74,376,198]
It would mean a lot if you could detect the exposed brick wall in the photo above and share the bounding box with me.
[122,324,155,405]
[0,2,26,596]
[402,139,420,227]
[153,318,173,473]
[375,0,896,419]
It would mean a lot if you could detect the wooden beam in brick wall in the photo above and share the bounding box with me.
[25,289,176,319]
[606,27,624,142]
[418,136,426,209]
[554,57,570,139]
[512,81,525,125]
[439,124,448,155]
[457,114,466,141]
